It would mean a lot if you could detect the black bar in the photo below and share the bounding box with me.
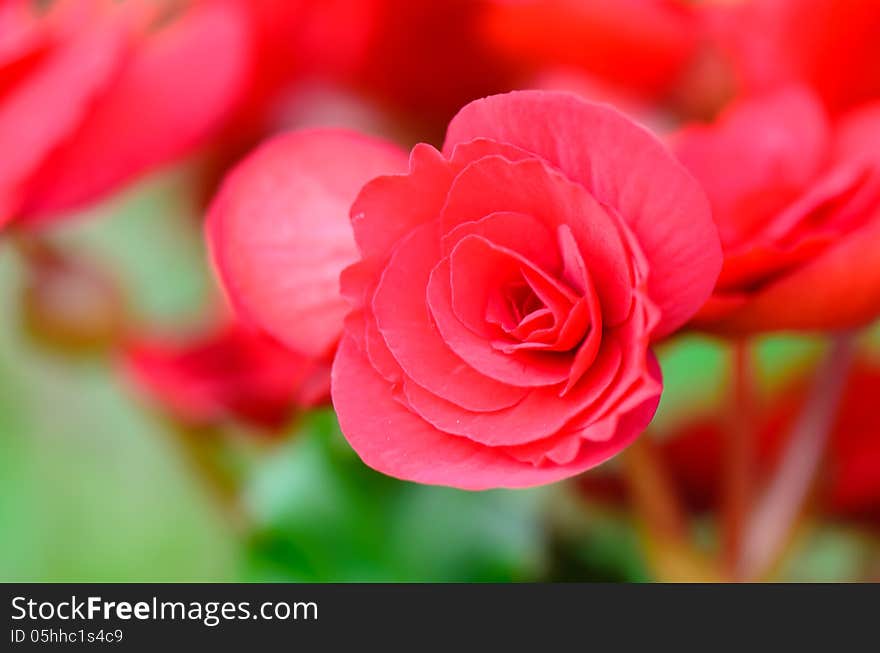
[2,583,876,648]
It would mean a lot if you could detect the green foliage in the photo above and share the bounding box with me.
[0,175,238,581]
[244,411,548,582]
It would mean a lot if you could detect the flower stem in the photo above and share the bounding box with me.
[737,332,858,580]
[622,436,722,581]
[721,338,755,577]
[171,422,250,535]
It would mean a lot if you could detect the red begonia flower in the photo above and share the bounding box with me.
[320,91,720,489]
[579,357,880,527]
[1,0,251,227]
[208,90,719,489]
[124,321,330,432]
[711,0,880,115]
[326,91,719,489]
[673,87,880,334]
[482,0,700,100]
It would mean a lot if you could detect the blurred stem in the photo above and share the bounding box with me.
[171,422,249,535]
[721,338,755,577]
[622,436,722,581]
[12,232,129,354]
[738,332,858,580]
[12,231,62,267]
[623,436,686,539]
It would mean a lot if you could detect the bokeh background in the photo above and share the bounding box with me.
[2,178,876,580]
[2,0,880,582]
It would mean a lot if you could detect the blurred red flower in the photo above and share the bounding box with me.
[204,0,521,154]
[351,0,519,139]
[673,87,880,333]
[0,0,251,227]
[207,129,409,360]
[580,357,880,527]
[711,0,880,115]
[123,321,331,432]
[482,0,700,101]
[206,0,378,139]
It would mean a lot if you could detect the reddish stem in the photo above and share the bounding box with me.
[623,435,687,540]
[721,338,755,577]
[622,436,722,581]
[737,332,858,580]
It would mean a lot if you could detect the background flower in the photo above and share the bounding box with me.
[1,0,251,227]
[123,320,330,432]
[674,87,880,333]
[711,0,880,115]
[482,0,700,101]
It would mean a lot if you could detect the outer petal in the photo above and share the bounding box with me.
[332,334,656,490]
[443,90,721,338]
[123,322,329,431]
[350,143,453,261]
[208,128,408,357]
[19,0,253,220]
[672,87,830,246]
[712,215,880,333]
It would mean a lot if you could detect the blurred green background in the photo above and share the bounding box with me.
[1,171,877,582]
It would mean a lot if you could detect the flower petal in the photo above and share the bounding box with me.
[123,322,328,431]
[426,253,572,387]
[444,90,721,337]
[208,128,408,357]
[673,87,830,247]
[439,153,635,326]
[371,222,528,411]
[714,216,880,332]
[332,334,649,490]
[402,337,624,446]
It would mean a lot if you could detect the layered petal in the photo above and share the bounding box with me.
[399,295,659,448]
[371,222,529,410]
[439,153,635,326]
[426,240,575,388]
[444,91,721,337]
[332,334,658,490]
[710,214,880,332]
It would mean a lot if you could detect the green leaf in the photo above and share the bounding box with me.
[244,411,547,582]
